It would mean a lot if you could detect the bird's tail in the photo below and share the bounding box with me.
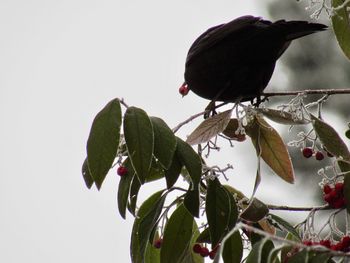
[276,20,327,41]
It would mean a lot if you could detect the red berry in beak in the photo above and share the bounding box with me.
[179,83,189,97]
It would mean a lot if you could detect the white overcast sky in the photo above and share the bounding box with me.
[0,1,338,262]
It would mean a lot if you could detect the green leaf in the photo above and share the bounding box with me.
[117,158,135,219]
[268,214,301,241]
[82,157,94,189]
[86,98,122,189]
[165,154,182,189]
[179,220,204,263]
[310,253,331,263]
[176,138,202,189]
[130,190,164,263]
[160,203,194,263]
[311,115,350,161]
[311,115,350,211]
[124,106,154,184]
[246,115,294,184]
[267,247,282,263]
[186,109,232,145]
[145,242,160,263]
[222,231,243,263]
[196,228,211,244]
[150,117,177,169]
[223,185,246,200]
[288,249,309,263]
[247,224,264,245]
[184,187,200,218]
[246,238,274,263]
[240,198,269,222]
[138,192,167,259]
[332,0,350,60]
[258,108,309,125]
[128,175,141,216]
[145,159,165,183]
[206,178,238,247]
[280,233,300,262]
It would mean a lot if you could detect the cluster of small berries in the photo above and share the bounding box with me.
[303,236,350,252]
[193,243,219,259]
[302,147,326,160]
[323,182,346,208]
[179,84,190,97]
[117,166,128,176]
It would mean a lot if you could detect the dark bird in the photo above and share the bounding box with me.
[183,15,327,103]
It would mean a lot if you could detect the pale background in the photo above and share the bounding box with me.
[0,1,337,262]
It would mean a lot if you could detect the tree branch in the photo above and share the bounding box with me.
[262,88,350,98]
[118,97,129,108]
[172,88,350,133]
[237,222,350,258]
[267,204,330,211]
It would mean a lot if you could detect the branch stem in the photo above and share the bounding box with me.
[238,222,350,258]
[262,88,350,97]
[267,204,330,211]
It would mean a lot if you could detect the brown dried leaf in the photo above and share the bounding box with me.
[258,219,276,235]
[246,115,294,184]
[222,118,246,141]
[186,109,232,145]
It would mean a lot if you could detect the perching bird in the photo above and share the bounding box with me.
[183,15,327,103]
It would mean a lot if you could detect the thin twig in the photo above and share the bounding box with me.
[262,88,350,98]
[118,97,129,108]
[172,102,228,133]
[267,204,330,211]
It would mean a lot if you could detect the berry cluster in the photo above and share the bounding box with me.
[117,166,128,176]
[302,147,325,160]
[323,182,346,208]
[193,243,219,259]
[303,236,350,252]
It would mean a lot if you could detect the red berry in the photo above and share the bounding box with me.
[193,244,202,254]
[179,83,189,97]
[324,193,335,204]
[154,238,163,249]
[302,147,313,158]
[323,184,332,194]
[332,197,346,209]
[209,250,216,259]
[331,241,345,251]
[209,244,220,259]
[302,240,313,246]
[341,236,350,247]
[335,183,344,194]
[200,247,210,257]
[315,151,324,161]
[117,166,128,176]
[320,239,331,248]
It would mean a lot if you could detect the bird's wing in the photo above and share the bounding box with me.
[186,15,263,65]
